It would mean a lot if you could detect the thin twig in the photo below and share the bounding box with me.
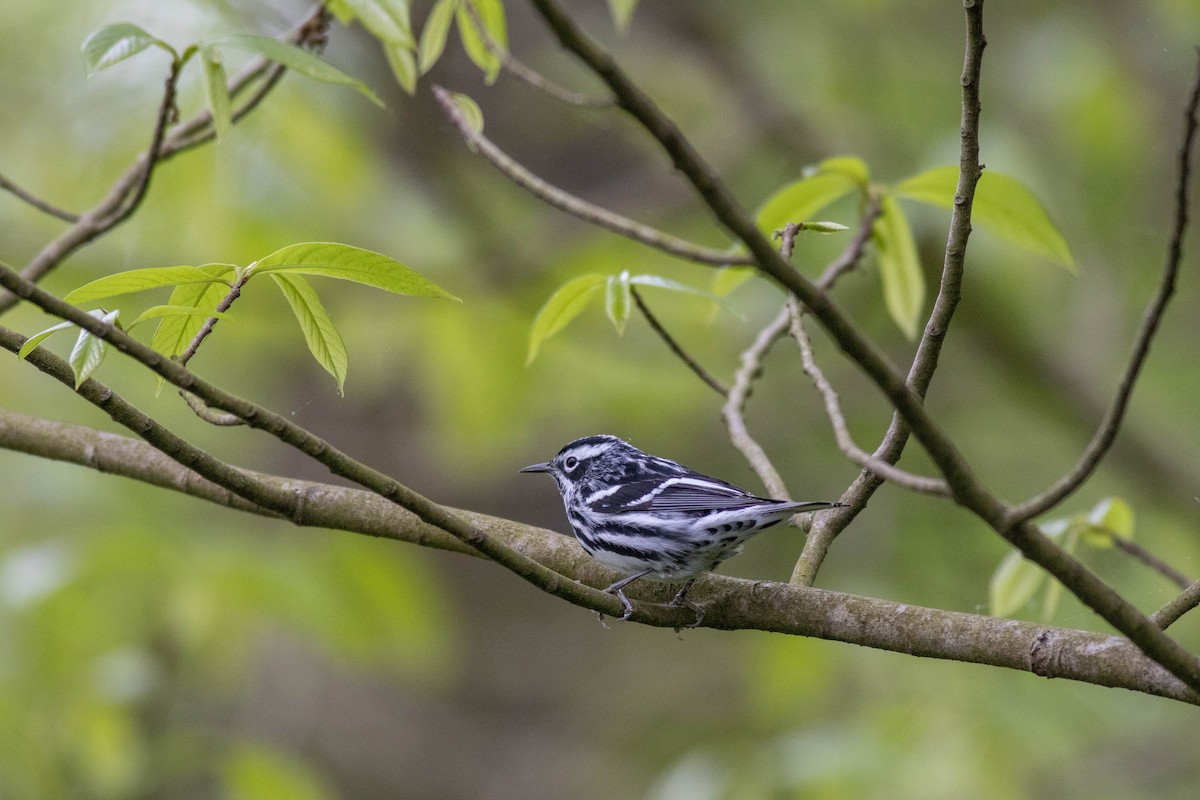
[1007,51,1200,526]
[0,174,79,222]
[178,273,248,366]
[722,305,792,499]
[460,0,612,107]
[431,84,747,267]
[789,304,950,496]
[1105,535,1193,589]
[528,0,1200,693]
[630,285,727,394]
[1152,580,1200,631]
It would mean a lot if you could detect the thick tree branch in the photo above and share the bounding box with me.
[1,408,1196,705]
[431,84,747,267]
[1007,51,1200,526]
[526,0,1200,692]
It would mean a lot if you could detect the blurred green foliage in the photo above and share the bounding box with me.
[2,0,1200,798]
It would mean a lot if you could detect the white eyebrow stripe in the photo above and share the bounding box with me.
[561,443,611,462]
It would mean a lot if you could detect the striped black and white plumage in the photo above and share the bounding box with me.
[520,434,844,625]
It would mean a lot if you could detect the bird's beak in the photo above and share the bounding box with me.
[519,461,552,474]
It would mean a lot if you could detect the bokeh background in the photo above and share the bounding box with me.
[2,1,1199,797]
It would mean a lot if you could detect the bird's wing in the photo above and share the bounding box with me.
[590,475,772,513]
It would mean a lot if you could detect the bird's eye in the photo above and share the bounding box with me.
[564,456,579,471]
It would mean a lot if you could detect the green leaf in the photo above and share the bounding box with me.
[151,265,237,359]
[803,220,850,234]
[989,550,1046,618]
[871,193,925,339]
[456,0,506,84]
[893,167,1075,270]
[810,155,871,188]
[526,273,606,365]
[445,91,483,136]
[200,44,232,139]
[384,42,418,95]
[419,0,459,74]
[711,266,755,297]
[271,274,349,395]
[605,271,632,335]
[754,172,859,237]
[18,320,77,360]
[127,305,232,331]
[80,23,171,74]
[64,265,233,305]
[68,310,119,388]
[606,0,639,31]
[630,274,740,316]
[248,243,458,300]
[336,0,416,48]
[215,35,385,108]
[1080,496,1135,548]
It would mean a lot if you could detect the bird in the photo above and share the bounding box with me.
[520,434,844,626]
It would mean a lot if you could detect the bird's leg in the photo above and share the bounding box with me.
[668,579,705,628]
[601,569,655,622]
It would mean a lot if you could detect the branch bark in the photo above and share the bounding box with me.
[1,407,1195,705]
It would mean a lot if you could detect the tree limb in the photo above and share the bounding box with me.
[0,407,1195,705]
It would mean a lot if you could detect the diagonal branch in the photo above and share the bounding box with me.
[1007,50,1200,527]
[431,84,748,267]
[526,0,1200,693]
[0,174,79,222]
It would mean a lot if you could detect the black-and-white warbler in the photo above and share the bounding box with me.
[521,434,844,626]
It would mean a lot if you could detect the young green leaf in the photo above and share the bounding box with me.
[711,266,755,297]
[606,0,639,31]
[605,271,632,335]
[64,265,233,305]
[810,155,870,188]
[445,91,484,136]
[127,305,232,331]
[893,167,1075,270]
[247,243,459,300]
[419,0,459,74]
[215,34,385,107]
[80,23,171,74]
[526,273,606,365]
[754,172,859,237]
[385,42,418,95]
[68,309,120,388]
[200,44,232,139]
[151,265,237,358]
[336,0,416,48]
[630,274,740,317]
[989,550,1046,618]
[17,320,77,360]
[456,0,507,84]
[271,273,349,395]
[803,221,850,234]
[1080,496,1135,548]
[871,193,925,339]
